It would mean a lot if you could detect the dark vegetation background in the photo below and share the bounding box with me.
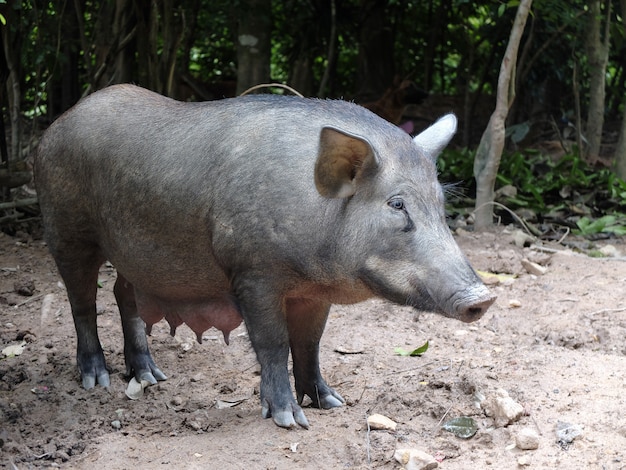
[1,0,626,236]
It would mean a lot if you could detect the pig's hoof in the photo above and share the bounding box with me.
[82,370,111,389]
[126,356,168,384]
[137,369,167,384]
[262,399,310,429]
[297,385,345,409]
[318,392,345,409]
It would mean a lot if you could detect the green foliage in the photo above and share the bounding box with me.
[574,215,626,236]
[439,146,626,237]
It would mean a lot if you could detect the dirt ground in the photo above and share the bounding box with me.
[1,227,625,469]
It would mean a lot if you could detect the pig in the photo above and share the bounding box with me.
[34,84,495,429]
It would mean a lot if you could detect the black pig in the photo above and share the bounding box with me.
[34,84,495,428]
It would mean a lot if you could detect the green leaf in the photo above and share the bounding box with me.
[442,416,478,439]
[394,341,429,357]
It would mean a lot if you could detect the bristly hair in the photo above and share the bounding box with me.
[441,181,466,201]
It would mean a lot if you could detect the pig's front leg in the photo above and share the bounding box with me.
[286,298,345,409]
[234,277,309,429]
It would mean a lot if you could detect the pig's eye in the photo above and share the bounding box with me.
[388,198,405,211]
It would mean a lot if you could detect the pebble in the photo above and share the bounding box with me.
[111,420,121,430]
[521,258,547,276]
[556,421,583,444]
[367,414,397,431]
[516,427,540,450]
[482,388,523,427]
[512,228,535,247]
[394,448,438,470]
[599,244,620,257]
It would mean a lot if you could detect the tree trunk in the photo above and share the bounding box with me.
[1,4,22,163]
[614,0,626,179]
[584,0,611,161]
[317,0,337,98]
[473,0,533,229]
[354,0,395,102]
[236,0,272,95]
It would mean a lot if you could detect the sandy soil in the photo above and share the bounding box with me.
[1,227,625,469]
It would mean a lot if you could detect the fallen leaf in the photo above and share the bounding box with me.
[442,416,478,439]
[395,341,429,357]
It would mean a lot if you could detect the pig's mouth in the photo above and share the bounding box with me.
[396,282,495,323]
[359,268,496,322]
[424,286,496,323]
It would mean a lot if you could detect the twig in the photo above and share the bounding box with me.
[472,201,540,237]
[383,360,436,376]
[586,306,626,316]
[433,403,454,432]
[357,380,367,404]
[239,83,304,97]
[455,359,465,376]
[0,198,38,210]
[13,292,47,308]
[556,226,570,244]
[366,415,371,465]
[530,410,543,436]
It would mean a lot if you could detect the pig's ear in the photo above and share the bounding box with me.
[412,114,457,160]
[315,127,375,198]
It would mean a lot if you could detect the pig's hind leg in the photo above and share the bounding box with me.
[113,274,167,384]
[286,299,345,410]
[49,241,110,389]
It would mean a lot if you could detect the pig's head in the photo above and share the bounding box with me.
[315,113,495,323]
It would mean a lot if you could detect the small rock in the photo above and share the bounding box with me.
[598,245,620,257]
[521,258,547,276]
[508,299,522,308]
[495,184,517,199]
[394,448,438,470]
[482,388,523,427]
[512,229,535,247]
[14,280,35,297]
[111,420,121,429]
[171,396,184,407]
[517,455,531,466]
[367,413,397,431]
[54,450,71,462]
[556,421,583,445]
[516,427,540,450]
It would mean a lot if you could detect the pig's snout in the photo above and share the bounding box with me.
[456,293,497,323]
[441,280,497,323]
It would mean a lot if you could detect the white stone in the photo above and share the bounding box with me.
[508,299,522,308]
[482,388,524,427]
[367,413,397,431]
[521,258,548,276]
[394,448,438,470]
[599,245,620,257]
[516,427,540,450]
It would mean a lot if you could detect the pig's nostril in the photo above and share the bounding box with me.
[460,295,496,322]
[468,306,484,316]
